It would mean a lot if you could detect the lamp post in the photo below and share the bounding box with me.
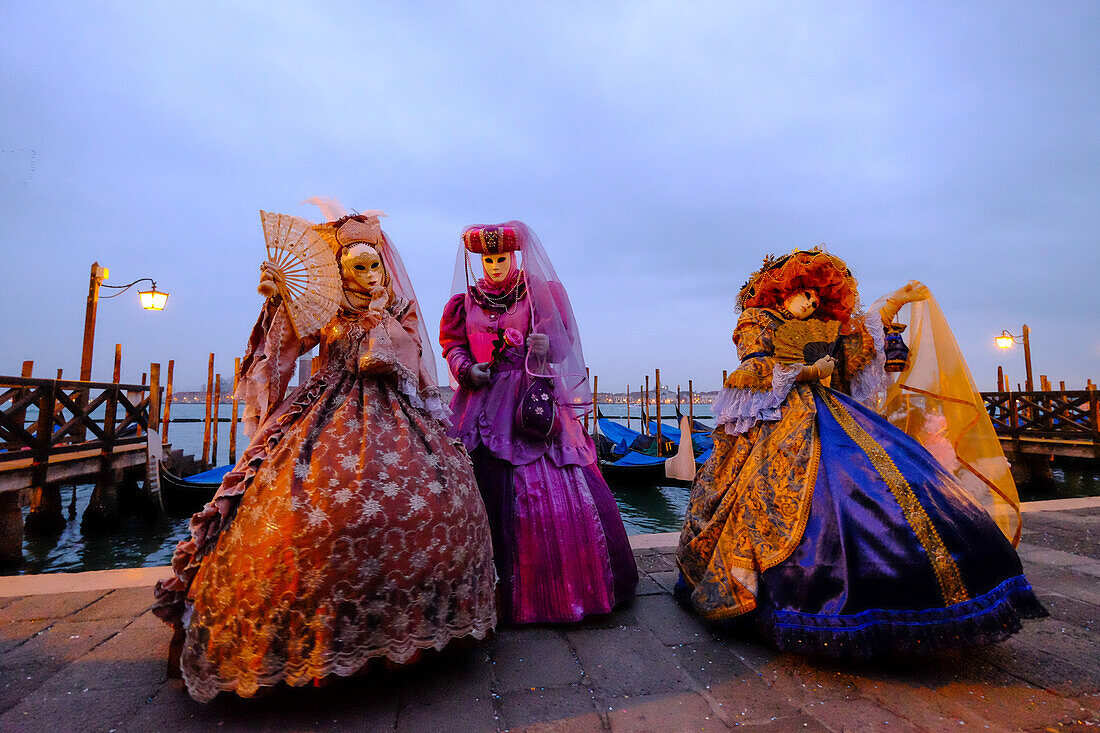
[995,324,1033,392]
[80,263,170,382]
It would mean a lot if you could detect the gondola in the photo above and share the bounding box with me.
[158,464,232,518]
[595,415,712,487]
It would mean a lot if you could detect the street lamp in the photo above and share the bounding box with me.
[80,262,169,382]
[995,324,1034,392]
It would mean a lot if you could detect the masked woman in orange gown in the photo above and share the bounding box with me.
[154,204,496,702]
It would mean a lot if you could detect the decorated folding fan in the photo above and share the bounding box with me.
[772,319,842,365]
[260,210,342,338]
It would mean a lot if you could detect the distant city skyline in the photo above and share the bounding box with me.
[2,2,1097,391]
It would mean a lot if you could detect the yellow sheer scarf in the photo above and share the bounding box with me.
[882,292,1021,546]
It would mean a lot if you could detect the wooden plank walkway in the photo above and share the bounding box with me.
[1,500,1098,732]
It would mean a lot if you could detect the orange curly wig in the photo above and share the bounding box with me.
[737,248,860,324]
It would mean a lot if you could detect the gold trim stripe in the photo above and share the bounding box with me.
[819,389,970,605]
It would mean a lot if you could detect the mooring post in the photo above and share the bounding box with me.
[625,384,630,430]
[229,357,240,464]
[585,365,594,433]
[592,375,599,440]
[1089,383,1099,448]
[14,361,33,434]
[25,379,64,534]
[202,353,214,468]
[644,376,650,436]
[211,373,222,466]
[689,379,694,422]
[161,359,175,443]
[655,369,662,456]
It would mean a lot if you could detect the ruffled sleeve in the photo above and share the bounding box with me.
[847,309,889,411]
[715,308,803,435]
[439,293,476,388]
[233,296,318,438]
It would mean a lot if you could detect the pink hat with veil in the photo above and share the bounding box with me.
[451,221,592,413]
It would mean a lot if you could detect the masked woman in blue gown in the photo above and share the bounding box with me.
[676,248,1045,659]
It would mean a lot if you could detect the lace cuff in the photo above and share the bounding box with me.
[714,363,803,435]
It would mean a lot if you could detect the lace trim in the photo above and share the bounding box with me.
[714,363,803,435]
[849,309,889,411]
[184,619,495,703]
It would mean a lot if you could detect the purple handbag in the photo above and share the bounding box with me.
[514,329,561,441]
[515,374,560,441]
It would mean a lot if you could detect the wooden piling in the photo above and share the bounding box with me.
[997,366,1004,394]
[584,368,591,433]
[211,374,221,467]
[202,353,214,468]
[655,369,662,456]
[1085,382,1100,446]
[592,375,599,439]
[161,359,174,443]
[25,380,64,533]
[644,376,650,436]
[229,357,241,463]
[148,363,162,436]
[15,361,33,433]
[689,379,694,422]
[625,384,630,430]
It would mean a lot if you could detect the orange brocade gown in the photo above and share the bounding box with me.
[153,296,497,702]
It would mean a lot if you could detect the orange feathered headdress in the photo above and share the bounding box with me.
[737,247,860,323]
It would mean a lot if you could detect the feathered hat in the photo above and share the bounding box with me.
[737,246,860,323]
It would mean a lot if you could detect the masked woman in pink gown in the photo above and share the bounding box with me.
[153,204,496,702]
[439,222,637,623]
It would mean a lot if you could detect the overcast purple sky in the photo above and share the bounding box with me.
[2,2,1097,393]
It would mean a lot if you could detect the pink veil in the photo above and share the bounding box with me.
[304,197,445,415]
[451,221,592,414]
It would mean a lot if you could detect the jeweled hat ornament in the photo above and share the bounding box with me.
[314,210,386,255]
[463,224,521,255]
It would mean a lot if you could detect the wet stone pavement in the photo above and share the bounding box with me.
[1,503,1099,732]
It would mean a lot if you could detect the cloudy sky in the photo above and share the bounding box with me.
[2,1,1097,393]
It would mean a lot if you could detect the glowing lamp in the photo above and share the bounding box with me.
[139,285,169,311]
[995,331,1015,349]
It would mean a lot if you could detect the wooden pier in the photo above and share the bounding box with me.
[0,373,161,564]
[982,387,1099,484]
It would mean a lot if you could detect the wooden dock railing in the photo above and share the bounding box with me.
[981,388,1100,459]
[0,376,153,464]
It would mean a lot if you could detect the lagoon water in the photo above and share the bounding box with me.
[9,401,1097,576]
[10,402,698,575]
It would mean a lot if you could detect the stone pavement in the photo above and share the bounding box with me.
[0,500,1098,732]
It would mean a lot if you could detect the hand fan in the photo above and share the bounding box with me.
[773,319,842,364]
[260,210,342,338]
